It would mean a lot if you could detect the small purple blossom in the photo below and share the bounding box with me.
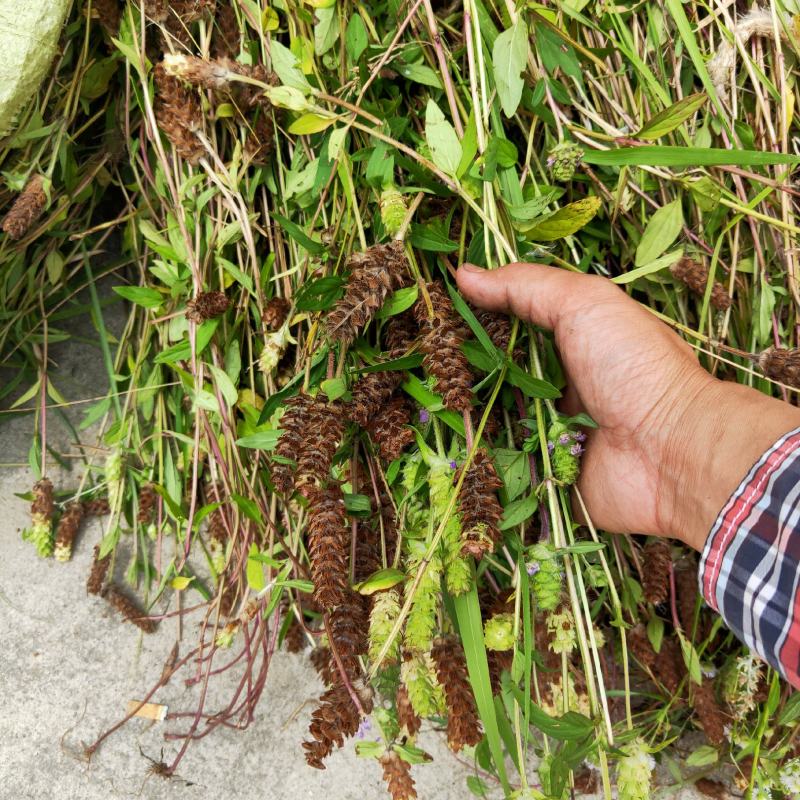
[547,441,555,454]
[449,460,457,470]
[558,433,571,445]
[419,409,430,423]
[546,155,556,168]
[574,431,587,443]
[570,443,584,457]
[356,719,371,739]
[526,561,541,577]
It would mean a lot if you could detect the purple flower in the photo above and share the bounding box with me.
[449,460,457,470]
[570,444,584,457]
[419,409,430,423]
[356,719,371,739]
[558,433,571,445]
[526,561,540,576]
[575,432,587,443]
[547,441,555,454]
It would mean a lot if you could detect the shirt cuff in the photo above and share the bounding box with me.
[698,426,800,684]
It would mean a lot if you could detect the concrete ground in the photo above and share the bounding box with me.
[0,294,708,800]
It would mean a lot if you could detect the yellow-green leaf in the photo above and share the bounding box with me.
[425,99,462,177]
[354,567,406,595]
[635,198,683,267]
[525,196,601,241]
[636,92,707,140]
[612,248,683,285]
[247,543,266,591]
[171,575,194,590]
[288,113,337,135]
[262,6,279,30]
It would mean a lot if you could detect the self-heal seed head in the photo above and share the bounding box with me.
[380,185,407,238]
[547,142,584,182]
[779,758,800,795]
[484,612,515,651]
[616,738,655,800]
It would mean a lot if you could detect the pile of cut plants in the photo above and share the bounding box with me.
[6,1,800,798]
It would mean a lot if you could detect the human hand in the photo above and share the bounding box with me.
[457,262,800,551]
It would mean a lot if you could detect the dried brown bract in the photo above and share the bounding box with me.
[380,750,417,800]
[3,175,47,241]
[262,297,291,331]
[54,502,84,562]
[212,4,240,57]
[295,400,344,497]
[573,767,599,794]
[456,449,503,559]
[103,585,157,633]
[670,257,731,311]
[137,483,157,524]
[348,370,401,428]
[627,624,656,669]
[91,0,122,36]
[384,311,419,356]
[353,521,382,584]
[328,592,369,677]
[641,539,671,605]
[272,394,315,494]
[306,485,351,611]
[396,684,421,737]
[432,636,482,752]
[284,616,307,653]
[310,647,335,686]
[758,347,800,388]
[415,281,473,412]
[694,778,729,800]
[692,678,728,745]
[154,63,204,164]
[185,291,229,323]
[162,54,242,91]
[87,545,111,596]
[82,497,111,517]
[326,241,409,346]
[31,477,54,520]
[303,681,371,769]
[675,559,704,637]
[368,396,415,461]
[142,0,169,22]
[473,307,512,353]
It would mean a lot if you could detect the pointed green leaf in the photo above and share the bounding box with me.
[493,20,529,117]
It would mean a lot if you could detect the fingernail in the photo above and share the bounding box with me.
[460,262,484,273]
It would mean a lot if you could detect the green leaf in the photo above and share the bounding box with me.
[295,275,345,311]
[354,567,406,595]
[236,430,280,450]
[154,318,219,364]
[408,223,459,253]
[171,575,194,590]
[393,743,433,765]
[635,199,683,267]
[445,281,502,365]
[677,631,703,685]
[493,448,530,501]
[779,692,800,726]
[493,20,529,118]
[636,93,707,140]
[314,6,339,55]
[500,493,538,530]
[612,248,683,285]
[320,377,347,400]
[466,776,488,797]
[453,585,511,792]
[288,113,337,135]
[505,362,560,399]
[247,543,266,591]
[396,62,443,88]
[113,285,163,309]
[208,363,238,407]
[582,146,800,168]
[344,493,372,516]
[525,197,601,241]
[270,40,312,92]
[355,741,385,759]
[232,493,263,524]
[375,285,418,319]
[345,15,368,62]
[646,615,664,654]
[425,99,462,177]
[686,745,718,767]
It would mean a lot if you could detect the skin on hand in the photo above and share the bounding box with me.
[457,262,800,552]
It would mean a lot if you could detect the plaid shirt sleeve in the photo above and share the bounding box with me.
[698,427,800,690]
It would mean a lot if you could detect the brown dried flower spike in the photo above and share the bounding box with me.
[368,396,415,461]
[2,175,47,240]
[154,63,204,164]
[432,636,482,752]
[641,539,671,605]
[54,502,84,563]
[457,449,503,559]
[263,297,291,331]
[103,584,157,634]
[326,241,409,346]
[380,750,417,800]
[305,485,351,611]
[415,281,473,412]
[185,291,229,323]
[87,544,111,596]
[758,347,800,389]
[670,257,731,311]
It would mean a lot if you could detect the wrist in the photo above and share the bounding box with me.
[656,375,800,551]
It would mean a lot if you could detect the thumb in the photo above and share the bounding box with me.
[456,262,613,331]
